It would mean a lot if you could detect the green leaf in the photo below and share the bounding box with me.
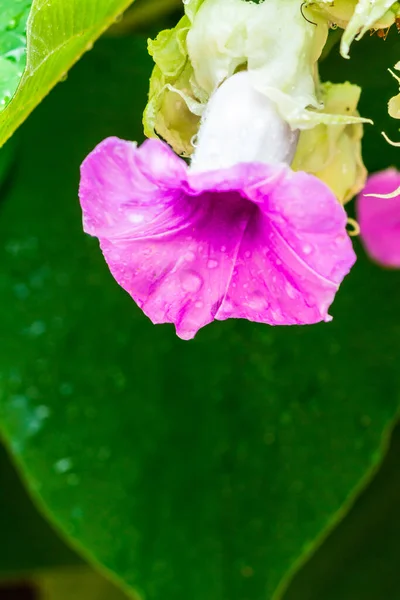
[283,423,400,600]
[0,442,81,577]
[1,32,400,600]
[0,137,17,185]
[36,567,134,600]
[0,0,32,110]
[0,0,136,149]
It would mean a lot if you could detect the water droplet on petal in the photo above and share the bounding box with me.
[303,243,312,255]
[247,292,268,311]
[128,213,144,224]
[195,300,203,309]
[207,259,219,269]
[270,308,284,322]
[285,282,296,299]
[244,251,251,259]
[185,251,196,262]
[180,270,203,292]
[220,245,227,252]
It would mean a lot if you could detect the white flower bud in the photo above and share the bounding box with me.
[190,71,299,172]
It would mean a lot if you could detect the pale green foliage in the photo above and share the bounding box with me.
[0,0,32,110]
[388,61,400,119]
[308,0,399,57]
[0,0,136,148]
[292,82,367,203]
[341,0,398,57]
[143,14,201,156]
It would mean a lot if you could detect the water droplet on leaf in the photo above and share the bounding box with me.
[54,458,72,474]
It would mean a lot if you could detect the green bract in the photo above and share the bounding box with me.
[143,0,368,157]
[308,0,400,58]
[388,61,400,119]
[292,82,367,203]
[143,14,202,156]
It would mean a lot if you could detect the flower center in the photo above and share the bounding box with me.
[190,71,299,173]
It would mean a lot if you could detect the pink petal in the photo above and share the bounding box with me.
[80,137,356,339]
[357,168,400,268]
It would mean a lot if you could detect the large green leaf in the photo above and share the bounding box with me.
[0,137,17,187]
[0,443,81,577]
[283,423,400,600]
[0,0,32,110]
[0,0,136,149]
[0,566,132,600]
[36,567,133,600]
[1,32,400,600]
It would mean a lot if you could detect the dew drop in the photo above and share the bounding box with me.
[180,270,203,292]
[285,282,296,299]
[244,251,251,259]
[25,321,46,337]
[195,300,203,309]
[54,458,72,474]
[128,213,144,224]
[6,18,17,30]
[207,259,219,269]
[247,292,268,311]
[36,405,50,420]
[270,308,284,322]
[185,251,196,262]
[302,243,312,255]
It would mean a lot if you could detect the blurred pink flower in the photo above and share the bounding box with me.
[79,137,355,340]
[357,168,400,268]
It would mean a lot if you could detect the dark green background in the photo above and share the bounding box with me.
[1,22,400,600]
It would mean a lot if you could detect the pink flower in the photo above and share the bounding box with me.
[79,136,355,340]
[357,168,400,268]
